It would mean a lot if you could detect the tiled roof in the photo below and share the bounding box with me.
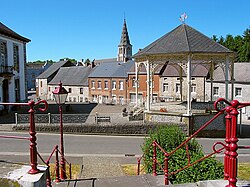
[134,24,232,57]
[88,60,134,78]
[0,22,30,42]
[36,61,73,79]
[49,66,92,86]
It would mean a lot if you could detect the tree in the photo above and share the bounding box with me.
[214,27,250,62]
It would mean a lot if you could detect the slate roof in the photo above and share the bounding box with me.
[88,60,134,78]
[49,66,92,86]
[134,24,232,57]
[0,22,30,42]
[213,63,250,83]
[119,19,131,46]
[36,60,73,79]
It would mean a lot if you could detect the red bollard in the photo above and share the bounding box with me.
[224,106,231,180]
[153,142,157,176]
[137,158,141,175]
[55,146,60,182]
[28,100,40,174]
[227,100,239,187]
[164,153,169,185]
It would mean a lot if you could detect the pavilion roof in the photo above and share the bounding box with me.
[133,24,233,58]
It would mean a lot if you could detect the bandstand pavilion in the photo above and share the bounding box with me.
[133,23,235,115]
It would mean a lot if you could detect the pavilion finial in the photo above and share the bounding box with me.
[179,12,188,24]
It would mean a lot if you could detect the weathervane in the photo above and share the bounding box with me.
[179,12,187,23]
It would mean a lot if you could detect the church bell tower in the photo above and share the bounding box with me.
[117,19,132,62]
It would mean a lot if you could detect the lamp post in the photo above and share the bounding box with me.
[52,81,68,180]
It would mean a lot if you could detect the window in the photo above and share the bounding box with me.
[68,97,72,102]
[213,87,219,95]
[112,80,116,90]
[176,83,180,93]
[91,80,95,89]
[0,40,7,66]
[32,74,36,78]
[132,77,136,87]
[104,81,108,89]
[163,77,168,81]
[48,87,51,92]
[80,97,83,102]
[119,81,124,90]
[235,88,242,97]
[80,88,83,94]
[15,79,20,102]
[68,88,72,93]
[163,83,168,92]
[191,84,196,93]
[40,81,42,87]
[177,78,180,81]
[13,44,19,72]
[98,81,102,89]
[132,77,139,87]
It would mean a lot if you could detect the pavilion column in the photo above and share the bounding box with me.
[187,54,192,115]
[231,59,234,100]
[210,61,214,101]
[135,62,139,107]
[225,56,229,100]
[179,65,183,101]
[146,60,150,111]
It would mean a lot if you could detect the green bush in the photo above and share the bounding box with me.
[141,125,224,184]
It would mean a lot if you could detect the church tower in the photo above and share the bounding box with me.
[117,19,132,62]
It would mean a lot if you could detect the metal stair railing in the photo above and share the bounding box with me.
[137,98,250,187]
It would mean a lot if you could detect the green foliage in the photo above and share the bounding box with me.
[213,27,250,62]
[59,57,77,62]
[141,125,224,184]
[0,178,20,187]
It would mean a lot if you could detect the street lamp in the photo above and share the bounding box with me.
[52,81,68,180]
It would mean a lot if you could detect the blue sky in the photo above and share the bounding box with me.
[1,0,249,62]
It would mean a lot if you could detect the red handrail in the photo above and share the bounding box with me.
[138,98,250,187]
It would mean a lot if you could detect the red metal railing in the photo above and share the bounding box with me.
[0,100,48,174]
[137,98,250,187]
[0,100,72,187]
[37,145,72,187]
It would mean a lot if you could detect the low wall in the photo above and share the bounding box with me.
[144,111,226,137]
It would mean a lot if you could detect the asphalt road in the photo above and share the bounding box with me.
[0,131,250,163]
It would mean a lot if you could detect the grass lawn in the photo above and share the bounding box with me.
[49,164,81,180]
[238,163,250,180]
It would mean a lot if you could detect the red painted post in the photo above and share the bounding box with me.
[228,100,239,187]
[45,164,52,187]
[153,142,157,176]
[69,163,72,179]
[55,146,60,182]
[28,100,40,174]
[164,153,169,185]
[224,106,231,180]
[59,105,67,180]
[137,158,141,175]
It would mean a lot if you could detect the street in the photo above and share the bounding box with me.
[0,131,250,163]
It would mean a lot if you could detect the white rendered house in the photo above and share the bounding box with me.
[0,22,30,106]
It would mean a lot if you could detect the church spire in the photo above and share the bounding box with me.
[117,19,132,62]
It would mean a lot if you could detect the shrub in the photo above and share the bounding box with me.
[141,125,224,184]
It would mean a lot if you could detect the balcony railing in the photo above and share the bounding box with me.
[0,65,13,75]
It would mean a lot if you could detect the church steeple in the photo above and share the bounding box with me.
[117,19,132,62]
